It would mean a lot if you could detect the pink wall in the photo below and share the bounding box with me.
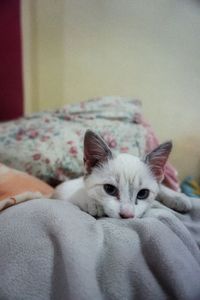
[0,0,23,121]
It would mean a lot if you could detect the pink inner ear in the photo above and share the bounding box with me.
[84,130,112,174]
[149,164,165,182]
[145,141,172,183]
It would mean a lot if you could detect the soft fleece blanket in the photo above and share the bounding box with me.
[0,198,200,300]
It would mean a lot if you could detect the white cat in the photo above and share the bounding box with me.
[54,130,192,219]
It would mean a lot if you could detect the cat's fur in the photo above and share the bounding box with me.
[54,130,192,219]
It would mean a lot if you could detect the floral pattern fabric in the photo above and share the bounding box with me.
[0,96,179,189]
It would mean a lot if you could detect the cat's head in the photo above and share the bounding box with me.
[83,130,172,219]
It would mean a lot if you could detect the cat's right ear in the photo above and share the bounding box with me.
[144,141,172,182]
[84,130,113,174]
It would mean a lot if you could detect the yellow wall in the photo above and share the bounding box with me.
[21,0,200,180]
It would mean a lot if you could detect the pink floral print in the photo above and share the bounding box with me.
[0,96,179,190]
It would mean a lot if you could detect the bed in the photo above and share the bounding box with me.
[0,97,199,300]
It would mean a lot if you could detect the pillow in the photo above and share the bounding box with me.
[0,96,179,190]
[0,97,145,183]
[0,163,54,211]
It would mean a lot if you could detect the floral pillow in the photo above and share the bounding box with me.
[0,96,179,190]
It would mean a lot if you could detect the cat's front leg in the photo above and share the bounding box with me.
[157,184,192,213]
[87,199,105,217]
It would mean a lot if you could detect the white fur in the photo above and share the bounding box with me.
[54,152,191,219]
[84,154,158,218]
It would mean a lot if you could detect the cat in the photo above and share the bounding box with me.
[54,130,192,219]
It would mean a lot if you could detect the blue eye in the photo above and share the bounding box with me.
[103,184,118,197]
[137,189,150,200]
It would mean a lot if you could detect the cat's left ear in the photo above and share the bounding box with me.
[84,130,113,174]
[145,141,172,182]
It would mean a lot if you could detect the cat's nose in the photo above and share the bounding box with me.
[119,212,134,219]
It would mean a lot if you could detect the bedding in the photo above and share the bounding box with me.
[0,163,54,211]
[0,197,200,300]
[0,97,198,300]
[0,96,179,190]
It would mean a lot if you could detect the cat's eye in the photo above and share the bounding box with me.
[137,189,150,200]
[103,184,118,197]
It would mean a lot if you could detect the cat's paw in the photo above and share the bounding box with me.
[96,203,105,217]
[87,201,104,217]
[170,193,192,213]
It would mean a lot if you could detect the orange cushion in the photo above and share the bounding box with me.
[0,163,54,210]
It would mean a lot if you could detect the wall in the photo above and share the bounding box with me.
[21,0,200,180]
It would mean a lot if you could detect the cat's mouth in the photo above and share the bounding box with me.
[119,212,134,219]
[95,213,135,219]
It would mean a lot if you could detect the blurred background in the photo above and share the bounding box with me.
[0,0,200,180]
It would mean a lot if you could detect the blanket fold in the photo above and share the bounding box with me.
[0,198,200,300]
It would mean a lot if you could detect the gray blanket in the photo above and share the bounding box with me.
[0,197,200,300]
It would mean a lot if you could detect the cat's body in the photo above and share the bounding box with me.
[54,131,192,219]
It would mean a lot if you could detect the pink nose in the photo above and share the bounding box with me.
[119,212,134,219]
